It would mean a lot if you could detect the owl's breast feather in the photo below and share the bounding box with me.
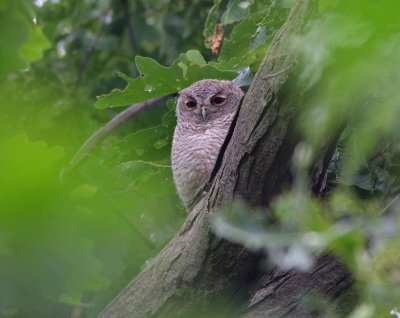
[171,122,231,208]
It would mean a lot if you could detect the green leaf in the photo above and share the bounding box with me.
[0,2,50,73]
[185,49,206,65]
[56,238,110,306]
[20,25,51,62]
[95,50,236,108]
[0,0,7,10]
[0,134,64,202]
[216,0,288,71]
[0,9,30,73]
[221,0,251,25]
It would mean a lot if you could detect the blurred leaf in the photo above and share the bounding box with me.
[185,49,206,65]
[348,304,375,318]
[221,1,251,25]
[69,184,98,201]
[0,134,64,207]
[296,1,400,183]
[216,0,288,71]
[20,24,51,62]
[56,238,110,306]
[0,8,30,73]
[0,2,49,73]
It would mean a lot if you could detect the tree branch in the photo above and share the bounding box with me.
[65,96,168,172]
[242,254,355,318]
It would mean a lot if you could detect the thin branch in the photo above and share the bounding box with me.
[74,2,113,91]
[121,0,138,56]
[381,194,400,215]
[65,96,168,172]
[122,160,171,168]
[121,0,139,77]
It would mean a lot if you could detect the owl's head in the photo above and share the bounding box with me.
[176,79,244,123]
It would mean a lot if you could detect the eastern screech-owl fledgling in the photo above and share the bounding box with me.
[171,79,244,209]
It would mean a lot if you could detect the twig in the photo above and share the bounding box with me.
[121,0,139,77]
[122,160,171,168]
[74,2,113,92]
[121,0,138,56]
[65,96,168,172]
[381,194,400,215]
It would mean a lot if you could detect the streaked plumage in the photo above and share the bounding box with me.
[171,79,244,209]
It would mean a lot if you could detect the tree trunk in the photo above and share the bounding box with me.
[97,1,354,317]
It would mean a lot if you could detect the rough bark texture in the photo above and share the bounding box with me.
[243,255,355,318]
[97,1,354,317]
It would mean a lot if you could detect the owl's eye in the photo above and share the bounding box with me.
[185,100,197,109]
[211,95,226,105]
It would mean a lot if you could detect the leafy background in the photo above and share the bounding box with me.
[0,0,399,318]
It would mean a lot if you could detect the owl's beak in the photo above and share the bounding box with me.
[201,106,208,120]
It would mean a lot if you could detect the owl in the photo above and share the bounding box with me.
[171,79,244,209]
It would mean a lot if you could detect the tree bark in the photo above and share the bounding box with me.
[97,1,354,317]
